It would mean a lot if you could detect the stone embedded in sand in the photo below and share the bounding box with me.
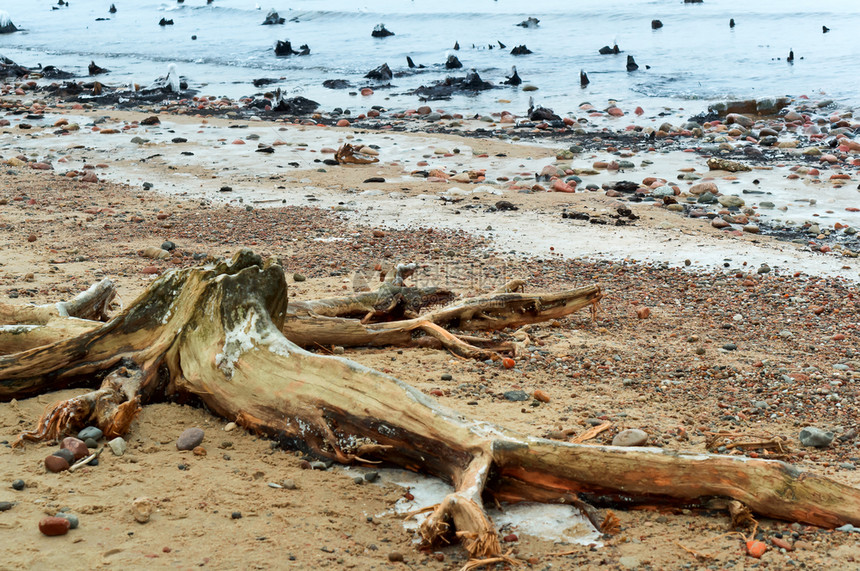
[533,389,550,403]
[799,427,834,448]
[176,427,205,450]
[108,437,127,456]
[636,307,651,319]
[39,517,71,536]
[44,455,70,473]
[707,157,751,172]
[132,497,156,523]
[612,429,648,447]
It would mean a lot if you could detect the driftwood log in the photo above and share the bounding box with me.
[1,250,859,563]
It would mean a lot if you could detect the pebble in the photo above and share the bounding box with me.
[77,426,103,441]
[388,552,404,562]
[364,471,379,483]
[0,501,14,512]
[176,427,205,450]
[132,497,156,523]
[502,390,529,402]
[46,452,72,472]
[224,422,237,432]
[61,437,89,460]
[281,479,297,490]
[39,517,71,536]
[231,511,242,519]
[12,479,25,491]
[310,461,328,470]
[799,427,834,448]
[441,373,453,381]
[612,429,649,447]
[54,512,79,529]
[108,436,127,456]
[84,437,99,449]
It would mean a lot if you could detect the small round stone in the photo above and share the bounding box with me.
[176,427,205,450]
[388,552,404,562]
[12,479,25,491]
[55,512,79,529]
[77,426,103,441]
[612,429,649,447]
[84,438,99,449]
[45,455,70,473]
[231,511,242,519]
[39,517,71,536]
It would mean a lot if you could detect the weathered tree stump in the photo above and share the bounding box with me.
[1,250,858,562]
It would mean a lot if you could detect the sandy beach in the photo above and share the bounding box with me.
[1,83,860,571]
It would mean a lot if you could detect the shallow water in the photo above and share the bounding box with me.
[2,0,860,116]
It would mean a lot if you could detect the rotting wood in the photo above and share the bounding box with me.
[1,250,859,564]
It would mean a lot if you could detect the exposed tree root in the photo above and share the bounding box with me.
[1,250,859,563]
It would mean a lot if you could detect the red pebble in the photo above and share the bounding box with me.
[503,533,518,542]
[502,358,516,369]
[61,437,89,460]
[39,517,71,536]
[746,540,767,558]
[44,455,70,473]
[636,307,651,319]
[141,266,160,275]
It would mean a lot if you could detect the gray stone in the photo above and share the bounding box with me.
[757,265,771,274]
[176,427,205,451]
[293,273,306,282]
[77,426,103,441]
[502,390,529,402]
[52,449,75,464]
[12,479,25,491]
[718,195,745,208]
[722,343,738,351]
[799,427,833,448]
[441,373,453,381]
[364,471,379,483]
[108,437,127,456]
[281,479,297,490]
[612,429,648,447]
[310,461,328,470]
[84,438,99,449]
[0,501,14,512]
[697,192,717,204]
[55,512,79,529]
[651,185,675,198]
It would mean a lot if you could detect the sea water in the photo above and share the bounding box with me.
[2,0,859,117]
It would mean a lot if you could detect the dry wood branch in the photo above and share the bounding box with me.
[1,250,859,561]
[0,279,116,353]
[335,143,379,165]
[571,422,612,444]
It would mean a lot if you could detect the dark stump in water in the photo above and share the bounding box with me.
[626,55,639,71]
[510,45,532,55]
[412,71,494,101]
[599,44,620,55]
[262,10,285,25]
[89,61,109,75]
[365,63,392,81]
[372,24,394,37]
[445,55,462,69]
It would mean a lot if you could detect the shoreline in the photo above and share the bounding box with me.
[1,88,860,569]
